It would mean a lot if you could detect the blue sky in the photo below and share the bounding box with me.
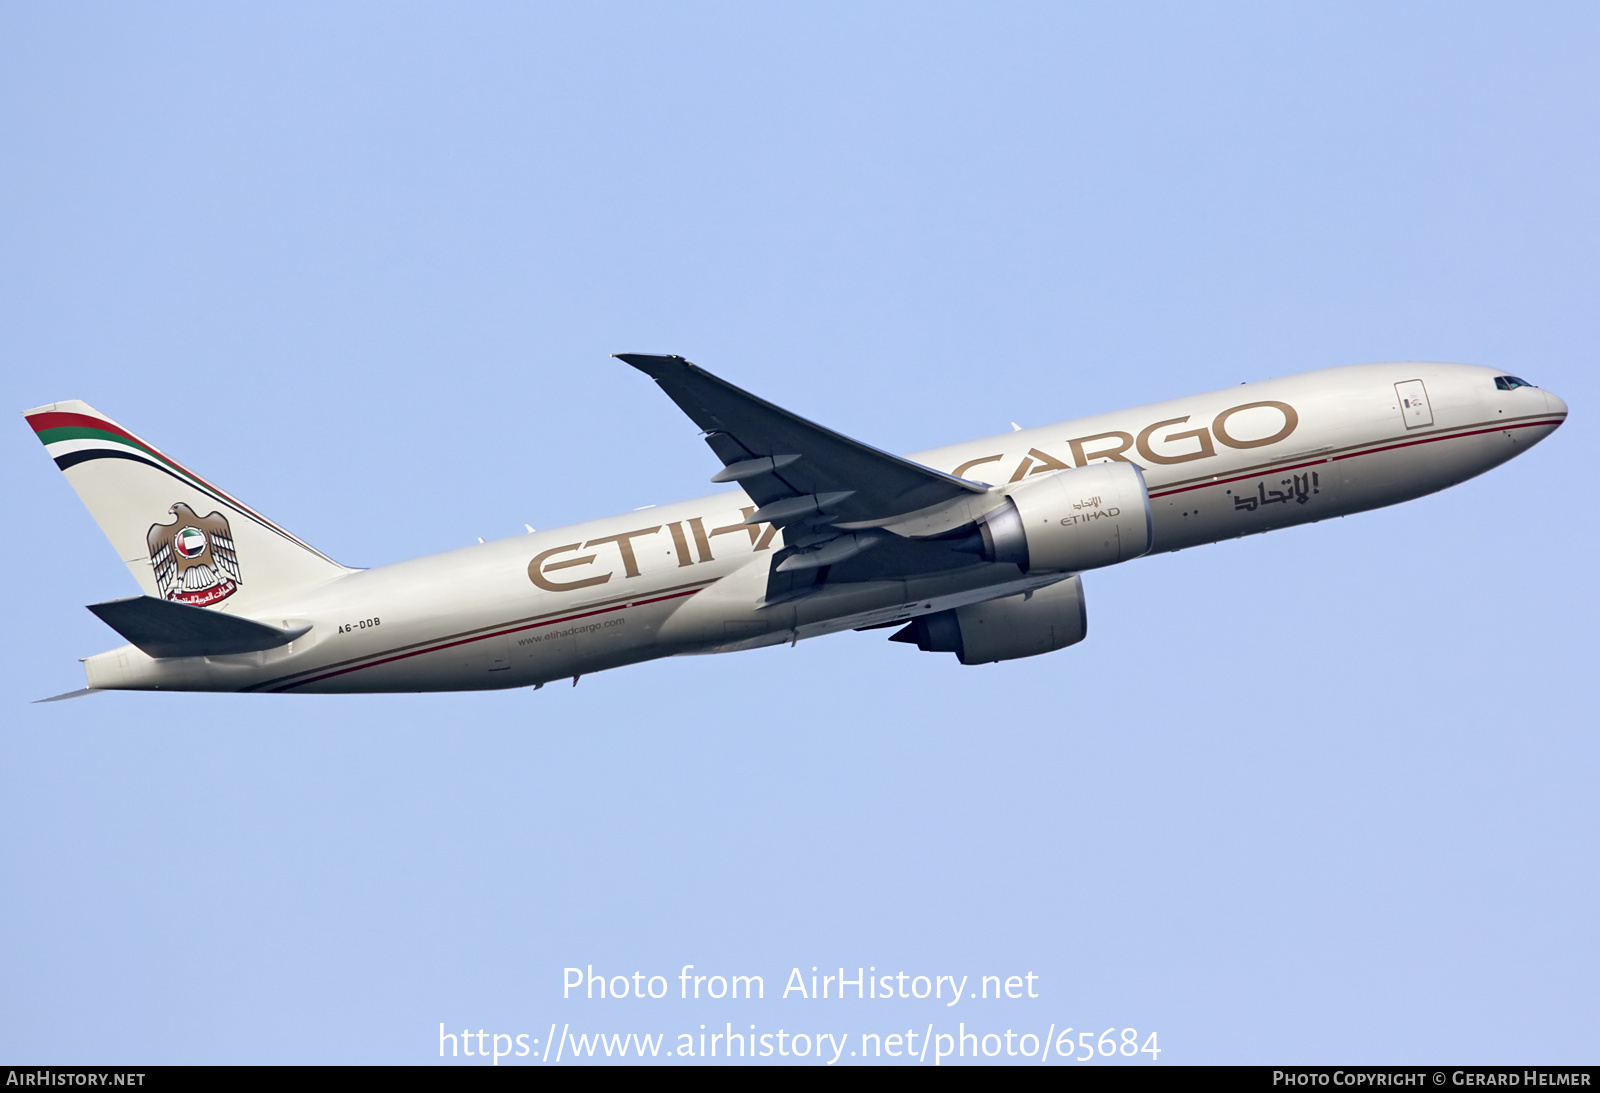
[2,2,1596,1064]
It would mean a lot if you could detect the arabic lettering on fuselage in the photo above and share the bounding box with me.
[1232,472,1320,512]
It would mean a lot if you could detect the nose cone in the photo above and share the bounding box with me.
[1544,389,1570,421]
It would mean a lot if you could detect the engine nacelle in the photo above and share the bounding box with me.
[979,462,1152,573]
[890,575,1088,664]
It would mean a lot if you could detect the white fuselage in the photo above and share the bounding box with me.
[82,362,1566,694]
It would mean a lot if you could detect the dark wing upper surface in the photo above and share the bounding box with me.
[614,353,984,529]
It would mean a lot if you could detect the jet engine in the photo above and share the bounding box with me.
[976,462,1152,573]
[890,575,1087,664]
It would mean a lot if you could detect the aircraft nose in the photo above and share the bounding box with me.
[1544,389,1569,420]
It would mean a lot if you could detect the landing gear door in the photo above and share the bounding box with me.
[1395,379,1433,429]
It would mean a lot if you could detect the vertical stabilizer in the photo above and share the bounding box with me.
[24,400,352,613]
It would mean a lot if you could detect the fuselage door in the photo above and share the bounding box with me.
[1395,379,1433,429]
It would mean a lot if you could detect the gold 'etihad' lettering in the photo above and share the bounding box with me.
[584,526,663,579]
[709,509,761,549]
[665,522,694,567]
[534,513,778,590]
[687,516,714,563]
[531,400,1304,593]
[691,508,780,562]
[528,543,611,592]
[1136,416,1216,465]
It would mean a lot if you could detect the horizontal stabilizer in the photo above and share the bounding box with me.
[87,596,311,659]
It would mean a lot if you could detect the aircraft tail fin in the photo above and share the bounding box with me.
[24,400,352,613]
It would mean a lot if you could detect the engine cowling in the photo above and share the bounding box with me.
[890,575,1087,664]
[979,462,1152,573]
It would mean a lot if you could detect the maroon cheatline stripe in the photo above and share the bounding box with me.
[1148,418,1565,500]
[245,577,717,691]
[263,587,707,692]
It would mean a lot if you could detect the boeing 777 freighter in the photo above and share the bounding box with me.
[25,355,1567,696]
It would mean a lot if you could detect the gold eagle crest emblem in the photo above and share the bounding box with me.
[147,502,242,606]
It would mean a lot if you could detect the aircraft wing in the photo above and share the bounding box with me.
[617,353,994,597]
[615,353,985,527]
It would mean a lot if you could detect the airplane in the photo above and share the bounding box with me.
[25,356,1567,697]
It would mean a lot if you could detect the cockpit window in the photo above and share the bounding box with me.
[1495,375,1536,391]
